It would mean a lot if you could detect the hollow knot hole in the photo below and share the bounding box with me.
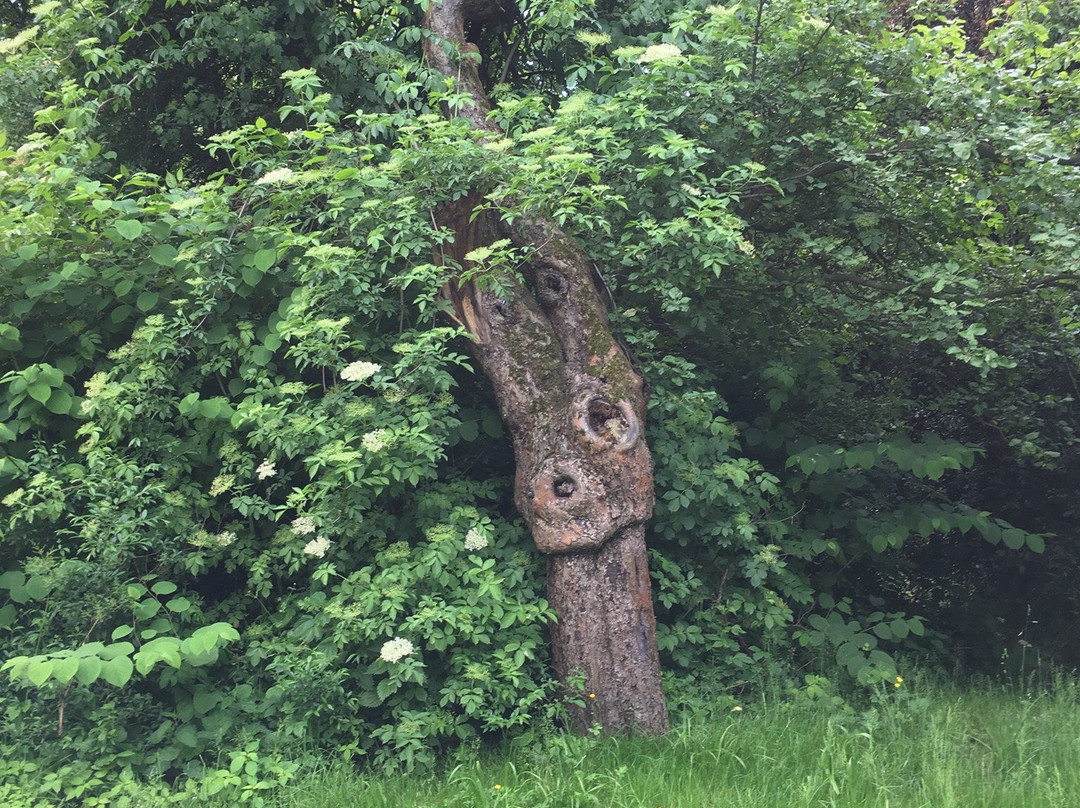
[586,398,627,444]
[552,475,577,498]
[540,271,566,296]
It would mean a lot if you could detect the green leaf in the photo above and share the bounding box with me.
[135,637,183,674]
[99,642,134,660]
[481,411,504,437]
[166,596,192,613]
[997,527,1023,553]
[1026,534,1045,554]
[136,291,159,312]
[0,571,26,592]
[178,392,200,415]
[114,219,143,240]
[75,656,102,686]
[134,599,161,619]
[1001,528,1025,550]
[27,658,53,686]
[24,575,49,600]
[253,248,277,272]
[151,581,178,596]
[241,264,263,286]
[0,603,16,628]
[871,622,893,640]
[925,458,945,480]
[101,655,134,687]
[0,323,21,351]
[44,389,73,415]
[193,690,218,715]
[27,381,52,404]
[175,724,198,748]
[51,656,79,683]
[149,244,178,266]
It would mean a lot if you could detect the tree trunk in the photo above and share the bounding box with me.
[422,0,668,734]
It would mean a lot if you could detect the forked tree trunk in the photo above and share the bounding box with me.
[422,0,668,733]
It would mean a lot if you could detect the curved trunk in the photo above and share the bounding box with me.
[422,0,668,733]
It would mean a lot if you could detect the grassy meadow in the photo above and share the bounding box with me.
[187,671,1080,808]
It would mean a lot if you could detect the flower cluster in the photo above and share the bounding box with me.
[638,43,683,63]
[209,474,235,496]
[255,460,277,480]
[290,516,316,536]
[756,544,781,565]
[361,429,389,453]
[302,536,332,558]
[379,637,414,663]
[575,31,611,49]
[340,360,380,382]
[188,529,237,550]
[254,167,294,185]
[464,528,489,551]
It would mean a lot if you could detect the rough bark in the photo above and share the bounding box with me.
[422,0,668,733]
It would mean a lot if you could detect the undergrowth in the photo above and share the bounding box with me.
[169,670,1080,808]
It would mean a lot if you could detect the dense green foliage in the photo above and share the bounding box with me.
[1,0,1077,803]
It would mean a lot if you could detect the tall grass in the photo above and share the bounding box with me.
[191,672,1080,808]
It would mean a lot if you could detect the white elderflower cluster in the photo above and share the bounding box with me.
[361,429,389,453]
[802,15,830,31]
[575,31,611,49]
[209,474,234,496]
[302,536,332,558]
[379,637,415,663]
[15,139,48,154]
[464,528,489,551]
[340,360,381,382]
[756,544,781,566]
[215,531,237,548]
[638,43,683,63]
[255,460,277,480]
[707,4,737,20]
[290,516,316,536]
[254,167,294,185]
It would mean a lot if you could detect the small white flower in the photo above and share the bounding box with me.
[256,460,277,480]
[216,530,237,548]
[290,516,317,536]
[340,360,381,382]
[254,167,294,185]
[302,536,332,558]
[379,637,415,663]
[464,528,489,551]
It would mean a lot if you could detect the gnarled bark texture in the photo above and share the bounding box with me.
[422,0,668,733]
